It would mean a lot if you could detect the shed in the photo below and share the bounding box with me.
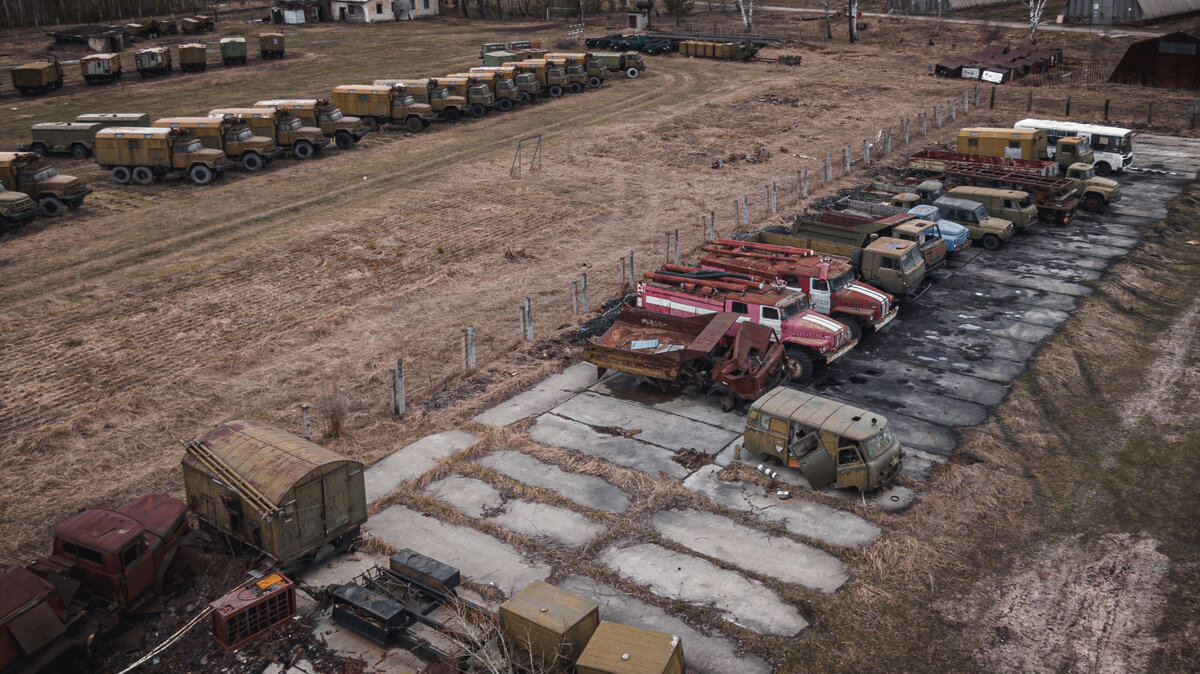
[181,420,366,564]
[1062,0,1200,25]
[274,0,330,22]
[1109,30,1200,89]
[331,0,395,21]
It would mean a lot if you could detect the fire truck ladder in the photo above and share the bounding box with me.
[183,438,282,522]
[945,163,1074,195]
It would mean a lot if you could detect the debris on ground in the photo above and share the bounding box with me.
[673,447,715,471]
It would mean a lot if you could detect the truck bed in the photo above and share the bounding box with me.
[907,149,1060,176]
[583,307,737,381]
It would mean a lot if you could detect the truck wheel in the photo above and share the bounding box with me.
[39,196,66,218]
[588,76,602,88]
[848,248,864,273]
[111,166,132,184]
[548,84,564,98]
[70,143,90,159]
[404,116,424,133]
[30,142,47,156]
[335,131,355,149]
[496,97,513,112]
[292,140,315,159]
[1093,162,1112,176]
[783,348,814,383]
[517,91,532,104]
[569,81,584,94]
[132,166,155,185]
[469,103,486,118]
[1082,194,1104,212]
[843,317,864,342]
[981,234,1002,251]
[241,153,264,171]
[188,164,215,186]
[443,107,462,123]
[361,117,379,132]
[626,67,640,78]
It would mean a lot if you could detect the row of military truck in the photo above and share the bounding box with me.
[6,34,284,97]
[581,120,1130,492]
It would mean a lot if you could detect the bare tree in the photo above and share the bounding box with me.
[1025,0,1051,44]
[822,0,832,38]
[734,0,754,31]
[847,0,858,42]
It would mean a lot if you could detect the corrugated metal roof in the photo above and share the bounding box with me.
[1135,0,1200,20]
[947,0,1013,10]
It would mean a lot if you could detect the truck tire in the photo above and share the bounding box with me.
[517,91,532,104]
[111,166,132,184]
[404,116,424,133]
[588,76,602,89]
[443,107,462,123]
[548,84,564,98]
[783,347,814,383]
[132,166,155,185]
[1093,161,1112,176]
[1082,194,1104,212]
[241,152,264,171]
[188,164,215,186]
[361,117,379,132]
[981,233,1002,251]
[569,81,584,94]
[469,103,486,118]
[334,131,355,149]
[842,317,863,342]
[292,140,315,159]
[848,248,864,273]
[39,196,66,218]
[30,142,47,156]
[496,97,513,112]
[626,66,640,78]
[70,143,89,159]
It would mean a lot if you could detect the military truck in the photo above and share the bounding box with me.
[593,51,645,78]
[253,98,365,149]
[801,209,948,271]
[940,163,1080,225]
[94,126,234,186]
[469,65,541,103]
[957,127,1093,169]
[331,85,435,132]
[745,230,928,298]
[929,196,1015,250]
[153,117,282,171]
[432,76,495,117]
[361,81,466,123]
[544,56,589,93]
[21,122,105,158]
[446,71,519,111]
[512,60,568,98]
[481,42,506,58]
[862,178,945,205]
[481,50,517,67]
[178,43,209,72]
[0,184,43,230]
[744,387,904,492]
[11,60,64,96]
[1062,163,1120,212]
[76,112,152,128]
[946,186,1039,229]
[0,152,91,217]
[260,32,285,59]
[544,52,608,88]
[208,107,329,159]
[80,53,122,84]
[220,37,247,65]
[133,46,171,77]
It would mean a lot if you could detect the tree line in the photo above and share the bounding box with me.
[1,0,209,30]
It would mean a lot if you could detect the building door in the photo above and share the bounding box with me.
[339,6,347,19]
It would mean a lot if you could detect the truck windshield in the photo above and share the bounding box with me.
[319,110,343,122]
[828,273,850,293]
[433,89,449,99]
[861,425,895,459]
[550,68,566,77]
[1018,196,1034,208]
[972,205,989,220]
[568,64,585,74]
[229,129,252,141]
[901,247,922,270]
[922,186,945,201]
[1074,138,1092,153]
[399,95,416,107]
[780,296,808,317]
[498,79,516,90]
[180,140,203,153]
[281,119,302,131]
[21,167,58,182]
[469,85,489,96]
[1074,167,1096,180]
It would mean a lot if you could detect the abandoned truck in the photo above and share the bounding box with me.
[0,184,43,230]
[10,60,64,96]
[583,306,788,411]
[20,122,104,159]
[79,53,122,84]
[544,52,608,88]
[592,51,645,78]
[797,210,948,271]
[208,107,329,159]
[432,76,495,118]
[511,60,569,98]
[744,387,904,492]
[445,71,520,111]
[366,80,467,123]
[939,163,1080,224]
[0,152,92,217]
[637,265,858,382]
[94,126,234,185]
[332,85,435,132]
[699,238,897,339]
[744,230,927,298]
[469,65,541,103]
[152,116,282,171]
[929,196,1016,251]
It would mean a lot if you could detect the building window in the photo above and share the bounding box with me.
[423,0,430,8]
[376,2,383,12]
[1159,41,1197,55]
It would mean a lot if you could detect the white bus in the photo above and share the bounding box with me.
[1014,119,1133,175]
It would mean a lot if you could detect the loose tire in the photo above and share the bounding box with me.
[626,66,640,78]
[131,166,154,185]
[292,140,315,160]
[548,84,564,98]
[111,166,132,184]
[981,233,1002,251]
[588,76,602,89]
[1082,194,1104,212]
[30,142,47,156]
[188,164,214,186]
[442,107,462,123]
[496,97,513,112]
[517,91,532,104]
[335,131,354,149]
[469,103,486,118]
[783,347,814,383]
[1093,162,1112,176]
[241,152,264,171]
[39,196,66,218]
[70,143,89,159]
[569,81,583,94]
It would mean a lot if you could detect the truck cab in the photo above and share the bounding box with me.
[1063,163,1120,212]
[907,204,971,253]
[0,184,43,229]
[11,60,64,96]
[332,85,435,132]
[434,76,495,118]
[0,152,92,217]
[513,60,568,98]
[545,56,589,93]
[209,107,328,159]
[1047,136,1094,168]
[253,98,365,149]
[947,186,1039,230]
[931,196,1015,251]
[367,81,466,123]
[545,52,608,88]
[448,71,519,111]
[153,117,282,171]
[744,387,903,492]
[890,220,947,270]
[470,65,540,103]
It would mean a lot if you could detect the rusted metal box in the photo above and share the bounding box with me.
[210,573,296,649]
[576,621,686,674]
[331,583,408,646]
[499,581,599,667]
[389,549,459,594]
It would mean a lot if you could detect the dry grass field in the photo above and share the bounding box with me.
[2,5,1199,671]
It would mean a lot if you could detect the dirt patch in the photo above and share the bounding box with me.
[671,447,714,471]
[945,534,1169,674]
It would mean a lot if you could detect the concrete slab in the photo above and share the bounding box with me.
[365,430,477,503]
[952,266,1094,297]
[425,475,503,518]
[597,543,808,636]
[529,413,689,479]
[311,611,428,673]
[299,552,388,588]
[589,373,745,432]
[812,374,988,427]
[473,362,598,427]
[366,505,549,596]
[551,392,739,454]
[684,465,881,548]
[557,575,772,674]
[901,447,947,482]
[492,500,605,548]
[477,450,631,513]
[652,509,849,594]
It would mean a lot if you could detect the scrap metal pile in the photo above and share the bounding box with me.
[935,44,1063,83]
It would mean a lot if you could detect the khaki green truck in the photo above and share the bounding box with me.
[179,43,209,72]
[11,60,64,96]
[930,196,1015,251]
[0,184,44,230]
[512,60,568,98]
[0,152,92,217]
[432,76,495,118]
[445,71,519,111]
[544,52,608,88]
[469,65,540,103]
[744,387,904,492]
[152,117,282,171]
[21,122,105,159]
[364,81,466,123]
[208,107,328,159]
[253,98,365,149]
[331,85,435,132]
[76,113,152,129]
[1063,163,1121,212]
[593,51,645,78]
[946,186,1040,230]
[94,126,234,186]
[746,230,928,298]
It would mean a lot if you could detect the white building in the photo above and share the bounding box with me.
[393,0,438,19]
[331,0,394,22]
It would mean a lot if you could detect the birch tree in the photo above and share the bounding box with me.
[823,0,832,39]
[1025,0,1050,45]
[847,0,858,42]
[735,0,755,31]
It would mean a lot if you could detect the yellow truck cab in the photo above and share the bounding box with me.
[513,60,568,98]
[208,107,326,159]
[744,387,904,492]
[544,56,588,93]
[470,65,541,102]
[446,71,519,111]
[331,85,435,132]
[432,76,495,118]
[370,80,466,123]
[152,116,281,171]
[544,52,607,88]
[0,152,92,216]
[253,98,364,149]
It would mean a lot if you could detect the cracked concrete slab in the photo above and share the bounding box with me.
[425,475,503,518]
[589,372,746,432]
[477,450,631,513]
[364,430,477,503]
[425,475,606,547]
[551,391,738,453]
[474,362,598,427]
[529,413,689,478]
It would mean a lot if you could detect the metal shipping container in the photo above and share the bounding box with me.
[576,621,686,674]
[499,581,599,667]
